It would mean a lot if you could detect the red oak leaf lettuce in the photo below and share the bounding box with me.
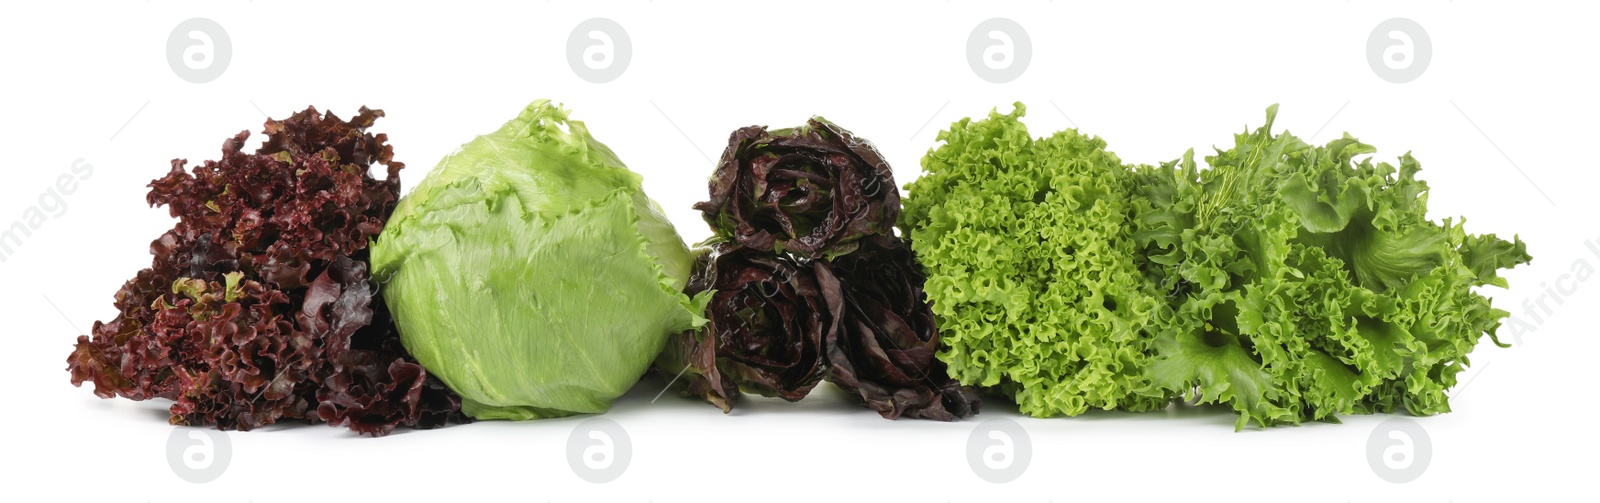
[66,106,462,436]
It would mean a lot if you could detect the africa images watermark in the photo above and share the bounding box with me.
[1503,235,1600,344]
[0,158,95,264]
[967,418,1032,484]
[567,417,631,483]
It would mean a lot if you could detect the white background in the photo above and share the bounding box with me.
[2,1,1595,501]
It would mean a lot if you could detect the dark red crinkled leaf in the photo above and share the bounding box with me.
[695,118,899,260]
[655,327,741,413]
[317,275,462,435]
[653,252,742,412]
[823,236,980,420]
[655,245,836,408]
[664,118,968,421]
[66,106,463,436]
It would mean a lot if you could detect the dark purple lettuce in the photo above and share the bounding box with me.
[66,106,463,436]
[696,118,900,259]
[664,117,973,421]
[656,246,837,410]
[824,236,979,420]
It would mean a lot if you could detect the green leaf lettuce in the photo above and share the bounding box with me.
[901,104,1171,417]
[1133,106,1531,428]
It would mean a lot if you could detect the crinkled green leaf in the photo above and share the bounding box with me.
[1149,294,1291,430]
[1136,105,1532,427]
[902,103,1171,417]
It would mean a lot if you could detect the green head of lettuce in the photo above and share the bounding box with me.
[372,100,706,420]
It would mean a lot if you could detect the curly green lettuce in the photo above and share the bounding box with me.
[1131,105,1532,428]
[901,103,1171,417]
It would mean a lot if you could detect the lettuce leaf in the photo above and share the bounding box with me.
[66,106,462,436]
[909,103,1531,428]
[1132,106,1532,428]
[372,100,705,420]
[902,104,1171,417]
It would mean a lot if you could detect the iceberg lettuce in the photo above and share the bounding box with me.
[372,100,705,420]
